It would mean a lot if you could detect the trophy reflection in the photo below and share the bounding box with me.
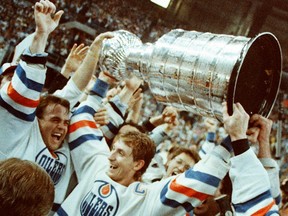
[99,29,282,122]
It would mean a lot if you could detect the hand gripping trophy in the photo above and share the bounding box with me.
[99,29,282,121]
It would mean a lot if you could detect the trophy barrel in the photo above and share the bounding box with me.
[126,29,282,121]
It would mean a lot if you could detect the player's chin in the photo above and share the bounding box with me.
[47,142,61,151]
[107,170,117,181]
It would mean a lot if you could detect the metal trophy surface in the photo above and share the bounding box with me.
[99,29,282,121]
[98,30,143,81]
[127,29,282,121]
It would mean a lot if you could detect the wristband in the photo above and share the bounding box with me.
[231,139,249,156]
[21,54,47,65]
[220,136,233,152]
[90,79,109,98]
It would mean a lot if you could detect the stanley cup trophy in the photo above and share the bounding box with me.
[99,29,282,122]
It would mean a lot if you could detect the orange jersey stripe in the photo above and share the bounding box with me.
[170,178,210,201]
[251,200,275,216]
[7,83,39,108]
[69,120,97,133]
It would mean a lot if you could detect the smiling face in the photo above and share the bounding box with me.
[107,138,144,187]
[165,152,196,177]
[38,103,69,151]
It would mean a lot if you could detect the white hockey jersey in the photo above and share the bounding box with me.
[0,60,82,212]
[57,79,279,216]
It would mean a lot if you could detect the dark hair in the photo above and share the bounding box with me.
[36,94,70,119]
[120,121,147,133]
[119,131,156,180]
[281,178,288,195]
[170,147,201,163]
[0,158,54,216]
[0,65,17,85]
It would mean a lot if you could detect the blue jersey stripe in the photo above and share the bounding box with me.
[56,207,68,216]
[160,181,194,212]
[16,65,43,92]
[0,95,36,121]
[266,210,279,216]
[106,122,119,135]
[274,194,281,205]
[69,133,102,150]
[73,105,96,116]
[233,190,272,213]
[185,169,220,188]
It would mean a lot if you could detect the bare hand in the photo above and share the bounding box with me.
[128,88,143,110]
[162,106,178,125]
[124,75,143,93]
[94,107,109,126]
[247,114,273,158]
[204,117,218,133]
[89,32,114,57]
[222,102,249,141]
[34,0,63,35]
[65,44,89,71]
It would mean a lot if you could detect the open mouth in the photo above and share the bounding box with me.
[52,133,62,141]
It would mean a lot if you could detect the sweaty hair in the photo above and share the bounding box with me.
[0,158,55,216]
[36,94,70,119]
[119,131,156,180]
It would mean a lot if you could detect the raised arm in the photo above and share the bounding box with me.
[223,103,279,215]
[47,43,89,94]
[61,43,89,79]
[0,0,62,158]
[125,87,143,124]
[72,33,113,91]
[248,114,282,206]
[67,33,116,180]
[30,0,63,54]
[52,33,113,108]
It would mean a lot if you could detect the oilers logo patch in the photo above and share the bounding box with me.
[80,180,119,216]
[35,150,67,185]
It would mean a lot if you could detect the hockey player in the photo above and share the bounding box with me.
[56,62,279,215]
[0,0,113,214]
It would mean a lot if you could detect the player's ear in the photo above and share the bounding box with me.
[133,160,145,171]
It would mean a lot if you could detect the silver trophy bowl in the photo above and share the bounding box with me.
[127,29,282,121]
[98,30,143,81]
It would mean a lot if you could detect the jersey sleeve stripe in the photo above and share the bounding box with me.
[69,133,102,150]
[185,169,220,187]
[160,181,193,212]
[251,201,275,216]
[16,65,43,92]
[233,190,272,213]
[170,178,209,201]
[7,83,39,107]
[72,105,96,116]
[106,121,119,135]
[0,95,36,121]
[274,194,281,205]
[69,120,97,133]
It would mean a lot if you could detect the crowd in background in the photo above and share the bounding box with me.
[0,1,288,214]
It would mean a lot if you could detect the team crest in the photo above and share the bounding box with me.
[35,149,67,185]
[80,180,119,216]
